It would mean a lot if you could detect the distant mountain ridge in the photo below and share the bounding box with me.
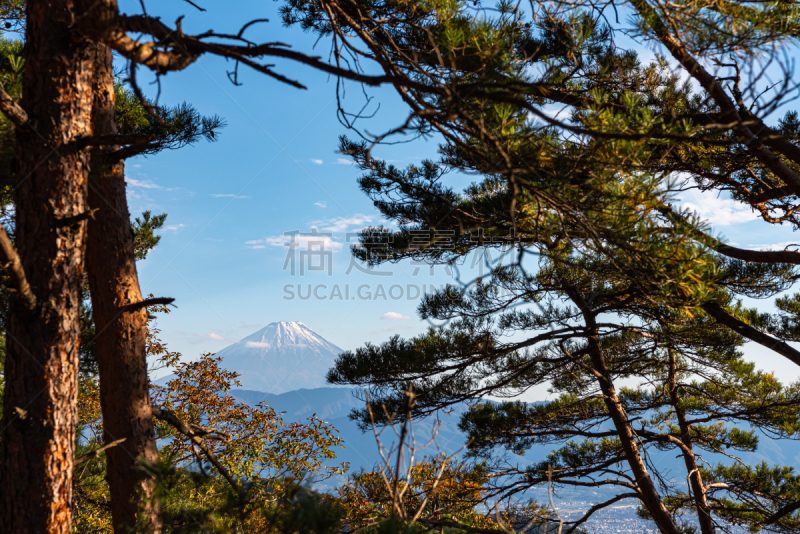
[208,321,344,394]
[231,386,800,507]
[230,387,484,487]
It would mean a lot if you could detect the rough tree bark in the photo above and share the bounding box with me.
[0,0,95,532]
[668,348,715,534]
[86,44,162,533]
[565,288,683,534]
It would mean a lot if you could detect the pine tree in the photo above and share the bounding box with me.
[0,13,222,531]
[278,5,800,527]
[1,0,798,531]
[281,0,800,364]
[327,230,800,532]
[318,123,800,533]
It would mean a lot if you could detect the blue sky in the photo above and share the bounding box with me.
[122,0,453,363]
[122,0,800,393]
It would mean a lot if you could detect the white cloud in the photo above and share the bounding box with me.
[126,188,149,201]
[744,241,800,251]
[211,193,250,199]
[336,158,357,165]
[176,330,229,345]
[246,229,344,252]
[677,190,759,226]
[126,177,165,190]
[534,106,570,121]
[314,201,328,208]
[314,214,376,232]
[311,159,324,165]
[246,215,383,252]
[381,312,411,320]
[164,224,185,232]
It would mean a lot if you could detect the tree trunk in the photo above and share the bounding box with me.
[565,288,682,534]
[586,340,681,534]
[86,44,162,534]
[668,348,715,534]
[0,1,95,532]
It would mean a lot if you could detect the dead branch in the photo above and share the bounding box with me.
[547,465,564,534]
[151,406,239,494]
[418,518,512,533]
[121,297,175,314]
[0,225,36,311]
[364,385,475,527]
[0,84,28,129]
[75,438,127,465]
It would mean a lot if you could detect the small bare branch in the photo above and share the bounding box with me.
[55,208,100,228]
[548,465,564,534]
[0,84,28,129]
[181,0,206,11]
[121,297,175,314]
[151,406,240,494]
[418,518,511,534]
[75,438,127,465]
[0,225,36,311]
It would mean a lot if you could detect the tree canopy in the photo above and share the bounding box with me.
[291,0,800,532]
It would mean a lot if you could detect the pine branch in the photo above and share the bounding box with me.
[764,500,800,526]
[0,225,36,311]
[740,109,800,168]
[75,438,127,465]
[108,143,161,163]
[661,205,800,264]
[0,84,28,130]
[627,0,800,197]
[75,133,157,148]
[711,242,800,264]
[702,303,800,366]
[77,9,446,92]
[55,208,99,228]
[121,297,175,314]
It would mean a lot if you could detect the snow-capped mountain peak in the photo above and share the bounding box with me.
[239,321,341,355]
[211,322,344,394]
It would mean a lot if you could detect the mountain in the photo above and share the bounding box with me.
[231,386,800,502]
[157,319,800,529]
[230,387,480,473]
[229,386,498,494]
[211,321,344,394]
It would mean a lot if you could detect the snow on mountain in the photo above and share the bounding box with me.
[211,321,344,394]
